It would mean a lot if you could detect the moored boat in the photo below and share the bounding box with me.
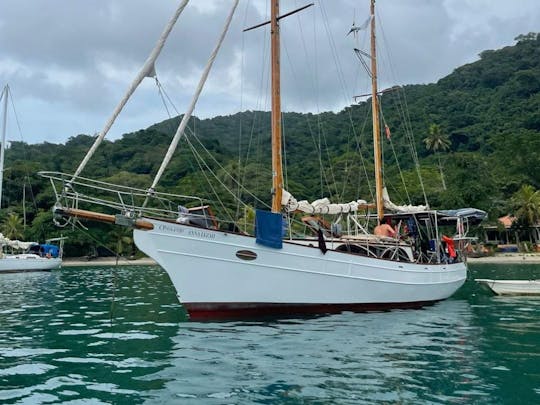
[0,85,63,273]
[40,0,486,320]
[475,279,540,295]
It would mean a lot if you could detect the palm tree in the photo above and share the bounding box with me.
[511,185,540,227]
[424,124,451,190]
[2,213,24,240]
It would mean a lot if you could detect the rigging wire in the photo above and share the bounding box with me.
[2,87,60,238]
[379,98,412,204]
[148,0,240,197]
[154,71,269,218]
[353,103,375,203]
[184,134,270,222]
[71,0,191,183]
[281,37,339,198]
[236,1,270,211]
[154,77,174,118]
[319,0,374,202]
[234,0,251,220]
[187,131,269,209]
[291,0,330,198]
[376,12,429,207]
[156,62,271,215]
[184,137,236,221]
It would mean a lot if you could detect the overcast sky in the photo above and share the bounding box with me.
[1,0,539,145]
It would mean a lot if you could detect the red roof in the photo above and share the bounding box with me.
[498,215,516,228]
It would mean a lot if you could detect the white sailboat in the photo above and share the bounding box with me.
[40,0,485,319]
[0,85,62,273]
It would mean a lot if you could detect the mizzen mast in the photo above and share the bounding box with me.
[370,0,384,221]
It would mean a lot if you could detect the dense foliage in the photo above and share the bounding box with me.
[3,34,540,256]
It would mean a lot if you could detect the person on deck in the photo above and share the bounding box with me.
[374,220,396,238]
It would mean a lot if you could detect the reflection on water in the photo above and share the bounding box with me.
[148,300,489,404]
[0,264,538,404]
[0,266,183,404]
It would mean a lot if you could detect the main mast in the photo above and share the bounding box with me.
[370,0,384,221]
[271,0,283,213]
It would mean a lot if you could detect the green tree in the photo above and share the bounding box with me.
[2,213,24,240]
[424,124,451,190]
[511,185,540,226]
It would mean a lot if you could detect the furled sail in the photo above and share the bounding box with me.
[0,233,37,250]
[382,187,428,213]
[282,190,367,214]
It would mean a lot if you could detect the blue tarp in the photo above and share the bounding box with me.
[255,210,283,249]
[39,244,60,258]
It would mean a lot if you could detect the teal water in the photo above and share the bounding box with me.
[0,264,539,404]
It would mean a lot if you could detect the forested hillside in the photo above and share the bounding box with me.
[3,33,539,256]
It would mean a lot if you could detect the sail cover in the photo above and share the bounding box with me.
[281,190,367,214]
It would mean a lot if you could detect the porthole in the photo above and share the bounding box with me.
[236,250,257,261]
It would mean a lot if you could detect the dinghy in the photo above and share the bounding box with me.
[475,279,540,295]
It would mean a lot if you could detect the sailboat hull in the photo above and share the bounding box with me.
[134,219,466,320]
[0,255,61,273]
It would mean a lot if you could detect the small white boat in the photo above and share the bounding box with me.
[0,86,64,274]
[475,279,540,295]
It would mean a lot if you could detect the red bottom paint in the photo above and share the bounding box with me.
[184,301,440,321]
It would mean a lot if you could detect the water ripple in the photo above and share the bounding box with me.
[0,263,538,404]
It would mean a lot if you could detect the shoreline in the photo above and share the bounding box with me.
[467,253,540,264]
[60,253,540,267]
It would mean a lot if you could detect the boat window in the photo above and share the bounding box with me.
[235,250,257,261]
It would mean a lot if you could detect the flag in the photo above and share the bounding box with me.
[385,124,391,140]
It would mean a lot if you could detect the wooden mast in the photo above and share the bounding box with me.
[270,0,283,213]
[370,0,384,221]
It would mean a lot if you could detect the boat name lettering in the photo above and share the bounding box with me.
[188,230,216,239]
[158,224,185,234]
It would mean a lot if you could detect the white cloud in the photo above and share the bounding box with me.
[0,0,539,144]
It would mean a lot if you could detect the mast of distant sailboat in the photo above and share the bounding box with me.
[0,85,9,210]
